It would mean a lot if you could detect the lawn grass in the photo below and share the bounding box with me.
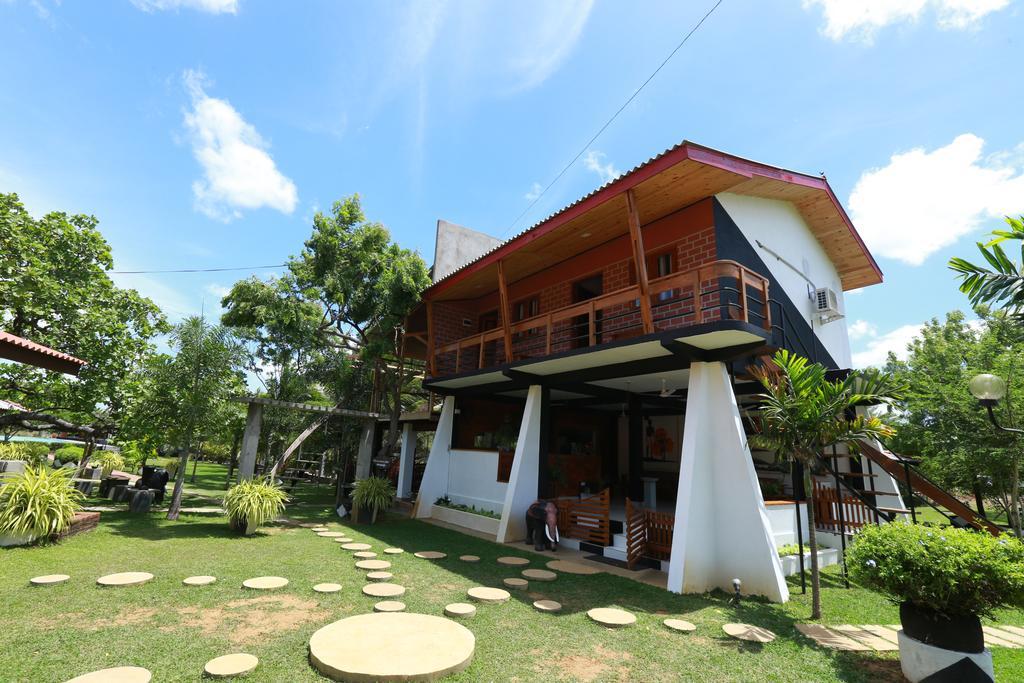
[2,464,1023,682]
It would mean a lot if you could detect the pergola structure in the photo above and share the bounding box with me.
[229,397,383,483]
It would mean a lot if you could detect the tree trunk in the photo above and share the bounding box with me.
[190,442,202,483]
[226,430,240,485]
[167,424,194,520]
[75,440,96,479]
[802,461,822,620]
[1012,457,1022,539]
[268,415,328,479]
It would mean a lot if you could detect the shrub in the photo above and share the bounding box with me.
[0,442,48,467]
[54,445,84,465]
[91,451,126,476]
[352,476,395,523]
[847,522,1024,619]
[223,480,288,532]
[777,543,803,557]
[0,466,84,539]
[434,497,502,520]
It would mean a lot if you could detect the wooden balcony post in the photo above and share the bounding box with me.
[738,267,749,323]
[761,278,771,330]
[588,300,597,347]
[478,332,486,369]
[626,189,654,334]
[497,260,514,363]
[426,301,436,376]
[545,313,552,354]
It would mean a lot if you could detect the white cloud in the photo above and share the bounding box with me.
[848,319,878,340]
[502,0,594,92]
[803,0,1010,42]
[182,69,298,221]
[131,0,238,14]
[525,182,543,202]
[849,134,1024,265]
[851,323,923,368]
[583,150,619,185]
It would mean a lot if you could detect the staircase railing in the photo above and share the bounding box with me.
[555,488,610,546]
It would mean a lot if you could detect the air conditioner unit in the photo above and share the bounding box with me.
[813,287,844,323]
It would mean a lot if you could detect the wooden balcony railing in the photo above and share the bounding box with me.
[625,498,675,568]
[555,488,611,546]
[431,259,770,376]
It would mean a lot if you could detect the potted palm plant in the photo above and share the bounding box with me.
[849,522,1024,682]
[223,479,288,535]
[0,466,84,546]
[352,476,395,524]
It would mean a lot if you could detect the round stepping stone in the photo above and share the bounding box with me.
[309,612,474,682]
[310,527,329,532]
[467,586,510,603]
[383,547,404,555]
[317,531,346,538]
[332,538,354,544]
[341,543,372,551]
[353,551,378,559]
[533,599,562,613]
[664,618,697,633]
[458,555,480,563]
[183,575,217,586]
[588,607,636,628]
[503,578,528,590]
[444,602,476,618]
[497,556,529,566]
[546,560,602,575]
[242,576,288,590]
[722,623,776,643]
[355,560,392,571]
[414,550,446,559]
[204,653,258,678]
[522,568,557,582]
[373,600,406,612]
[30,574,70,586]
[362,582,405,598]
[366,571,393,581]
[314,583,343,593]
[64,666,152,683]
[96,572,154,587]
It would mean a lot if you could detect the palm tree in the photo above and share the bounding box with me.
[950,216,1024,318]
[750,350,902,619]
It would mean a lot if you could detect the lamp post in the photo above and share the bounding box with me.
[969,373,1023,538]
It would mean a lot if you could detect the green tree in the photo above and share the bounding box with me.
[0,193,167,441]
[950,216,1024,318]
[751,350,902,619]
[885,309,1024,537]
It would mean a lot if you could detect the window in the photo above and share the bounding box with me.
[478,310,499,332]
[650,251,674,301]
[513,297,540,322]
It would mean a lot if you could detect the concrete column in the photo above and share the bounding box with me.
[667,361,788,603]
[354,420,375,481]
[397,422,417,499]
[415,396,456,519]
[497,385,544,543]
[238,402,263,482]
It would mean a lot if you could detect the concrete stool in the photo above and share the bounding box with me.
[111,485,130,502]
[129,490,154,513]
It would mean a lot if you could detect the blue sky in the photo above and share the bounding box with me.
[2,0,1022,368]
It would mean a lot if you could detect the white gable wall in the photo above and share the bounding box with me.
[715,193,853,368]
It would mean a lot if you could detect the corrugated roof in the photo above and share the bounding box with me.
[0,331,87,375]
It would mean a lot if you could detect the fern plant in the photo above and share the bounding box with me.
[0,466,84,540]
[352,476,395,523]
[223,479,288,534]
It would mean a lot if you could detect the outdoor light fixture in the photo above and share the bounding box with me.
[731,578,742,605]
[969,374,1024,436]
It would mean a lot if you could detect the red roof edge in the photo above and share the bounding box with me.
[0,332,87,375]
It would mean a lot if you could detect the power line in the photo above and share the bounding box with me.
[111,264,286,274]
[500,0,726,238]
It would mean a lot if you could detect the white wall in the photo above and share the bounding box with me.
[716,193,853,368]
[414,396,455,519]
[497,385,543,543]
[765,503,809,546]
[447,449,508,514]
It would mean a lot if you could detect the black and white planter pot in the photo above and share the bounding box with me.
[897,603,993,682]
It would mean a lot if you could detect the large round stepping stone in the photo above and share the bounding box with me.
[503,578,528,590]
[458,555,480,563]
[445,602,476,618]
[383,547,404,555]
[204,653,258,678]
[467,586,510,603]
[664,618,697,633]
[722,623,776,643]
[183,575,217,586]
[366,571,393,582]
[309,612,474,682]
[355,560,391,571]
[373,601,406,612]
[588,608,636,628]
[311,527,329,532]
[317,531,346,538]
[353,551,378,559]
[534,599,562,613]
[30,574,70,586]
[522,569,557,582]
[341,543,372,551]
[414,550,446,559]
[546,560,602,575]
[97,572,154,587]
[242,576,288,590]
[64,666,152,683]
[362,582,406,598]
[314,583,343,593]
[497,556,529,566]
